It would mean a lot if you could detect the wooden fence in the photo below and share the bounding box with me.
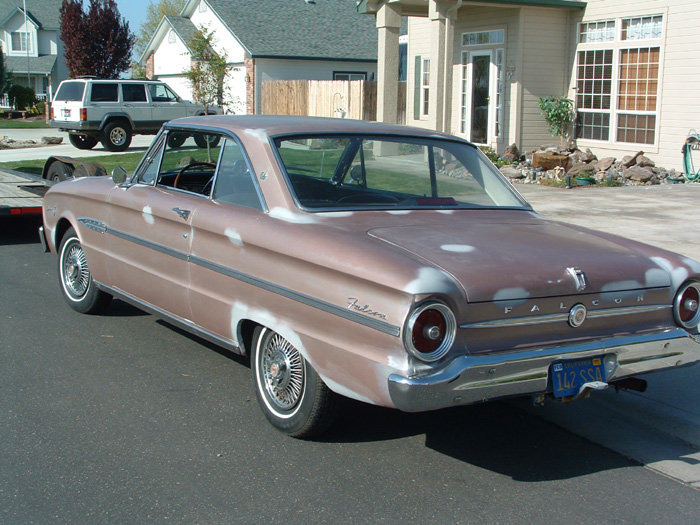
[261,80,406,124]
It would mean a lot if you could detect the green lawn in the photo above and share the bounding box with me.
[0,152,146,177]
[0,119,51,129]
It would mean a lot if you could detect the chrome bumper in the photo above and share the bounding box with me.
[38,225,50,253]
[388,328,700,412]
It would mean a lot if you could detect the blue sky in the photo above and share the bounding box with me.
[115,0,150,35]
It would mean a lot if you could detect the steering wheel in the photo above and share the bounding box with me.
[173,162,216,189]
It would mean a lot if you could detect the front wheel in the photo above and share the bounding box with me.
[101,121,132,152]
[58,227,112,314]
[252,327,339,438]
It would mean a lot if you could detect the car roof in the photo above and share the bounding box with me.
[165,115,471,143]
[60,78,167,84]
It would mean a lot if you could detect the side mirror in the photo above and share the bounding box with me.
[111,165,127,184]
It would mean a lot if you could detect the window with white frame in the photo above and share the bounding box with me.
[168,30,176,44]
[421,59,430,117]
[11,31,32,53]
[575,15,662,146]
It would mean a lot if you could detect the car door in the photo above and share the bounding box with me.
[121,83,151,132]
[106,131,221,322]
[148,83,189,125]
[188,137,267,344]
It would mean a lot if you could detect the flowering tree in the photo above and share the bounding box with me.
[60,0,134,78]
[183,26,232,114]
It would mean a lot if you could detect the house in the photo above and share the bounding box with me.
[140,0,379,115]
[359,0,700,171]
[0,0,68,103]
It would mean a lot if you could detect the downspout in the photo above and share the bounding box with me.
[441,0,462,133]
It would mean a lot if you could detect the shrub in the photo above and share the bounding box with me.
[538,95,576,139]
[9,85,37,111]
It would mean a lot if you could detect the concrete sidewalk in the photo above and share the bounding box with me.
[518,183,700,487]
[0,127,153,162]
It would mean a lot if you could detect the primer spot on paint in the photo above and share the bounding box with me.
[269,207,317,224]
[682,257,700,274]
[319,211,354,218]
[441,244,474,253]
[437,210,454,215]
[244,128,268,142]
[493,288,530,302]
[601,281,641,292]
[404,267,455,294]
[387,210,411,215]
[651,257,690,288]
[142,205,154,225]
[225,227,243,246]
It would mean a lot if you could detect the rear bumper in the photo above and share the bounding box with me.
[388,328,700,412]
[49,121,99,133]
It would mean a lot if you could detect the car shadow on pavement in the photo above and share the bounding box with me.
[322,399,633,482]
[0,216,43,245]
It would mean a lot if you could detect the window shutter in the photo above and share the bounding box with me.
[414,55,422,121]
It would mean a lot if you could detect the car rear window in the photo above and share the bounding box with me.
[54,81,85,102]
[90,83,119,102]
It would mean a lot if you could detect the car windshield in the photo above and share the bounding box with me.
[274,135,530,210]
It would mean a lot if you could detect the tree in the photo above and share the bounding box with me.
[135,0,186,58]
[183,26,232,114]
[538,95,576,141]
[0,52,11,95]
[60,0,135,78]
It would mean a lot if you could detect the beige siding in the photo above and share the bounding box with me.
[572,0,700,171]
[519,7,574,152]
[406,17,433,130]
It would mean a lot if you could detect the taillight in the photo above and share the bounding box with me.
[674,282,700,329]
[80,108,87,121]
[404,302,456,362]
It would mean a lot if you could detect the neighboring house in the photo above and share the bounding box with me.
[0,0,68,103]
[359,0,700,171]
[140,0,379,115]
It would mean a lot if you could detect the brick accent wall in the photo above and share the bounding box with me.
[245,58,255,114]
[145,53,154,79]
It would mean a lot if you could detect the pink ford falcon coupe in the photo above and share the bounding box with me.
[40,116,700,437]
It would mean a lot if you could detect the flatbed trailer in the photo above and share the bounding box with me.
[0,170,51,217]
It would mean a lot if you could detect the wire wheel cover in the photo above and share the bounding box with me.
[260,333,305,411]
[63,243,90,297]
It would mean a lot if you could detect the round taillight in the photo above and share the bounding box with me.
[674,282,700,329]
[404,302,456,362]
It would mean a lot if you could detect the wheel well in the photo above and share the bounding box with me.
[238,320,259,357]
[54,218,74,249]
[102,117,131,132]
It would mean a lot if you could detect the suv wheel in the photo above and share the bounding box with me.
[101,121,132,152]
[194,133,221,149]
[68,134,98,150]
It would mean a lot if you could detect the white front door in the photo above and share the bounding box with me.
[463,50,498,145]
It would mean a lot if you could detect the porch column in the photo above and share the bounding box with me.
[428,0,447,132]
[375,2,401,124]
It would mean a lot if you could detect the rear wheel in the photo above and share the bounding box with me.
[46,161,73,182]
[58,227,112,314]
[252,327,339,438]
[194,133,220,149]
[101,121,132,152]
[68,134,98,150]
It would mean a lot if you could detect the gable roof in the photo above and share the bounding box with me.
[184,0,377,61]
[164,15,199,53]
[0,0,63,30]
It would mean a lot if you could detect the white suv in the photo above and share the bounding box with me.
[50,78,218,152]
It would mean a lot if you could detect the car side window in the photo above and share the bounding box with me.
[137,136,166,185]
[122,84,147,102]
[212,140,263,210]
[90,83,119,102]
[149,84,178,103]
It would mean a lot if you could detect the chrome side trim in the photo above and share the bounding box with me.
[388,328,700,412]
[90,223,401,337]
[461,304,671,329]
[78,217,107,234]
[190,256,401,336]
[94,282,243,355]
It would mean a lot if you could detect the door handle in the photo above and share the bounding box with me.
[172,207,191,220]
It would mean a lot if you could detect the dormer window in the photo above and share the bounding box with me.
[198,1,207,13]
[168,29,176,44]
[11,31,32,53]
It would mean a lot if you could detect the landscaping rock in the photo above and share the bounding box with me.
[500,166,525,179]
[636,155,655,168]
[621,151,644,168]
[532,152,571,171]
[580,148,597,163]
[624,165,655,183]
[41,136,63,145]
[501,143,520,162]
[595,157,616,171]
[566,162,596,177]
